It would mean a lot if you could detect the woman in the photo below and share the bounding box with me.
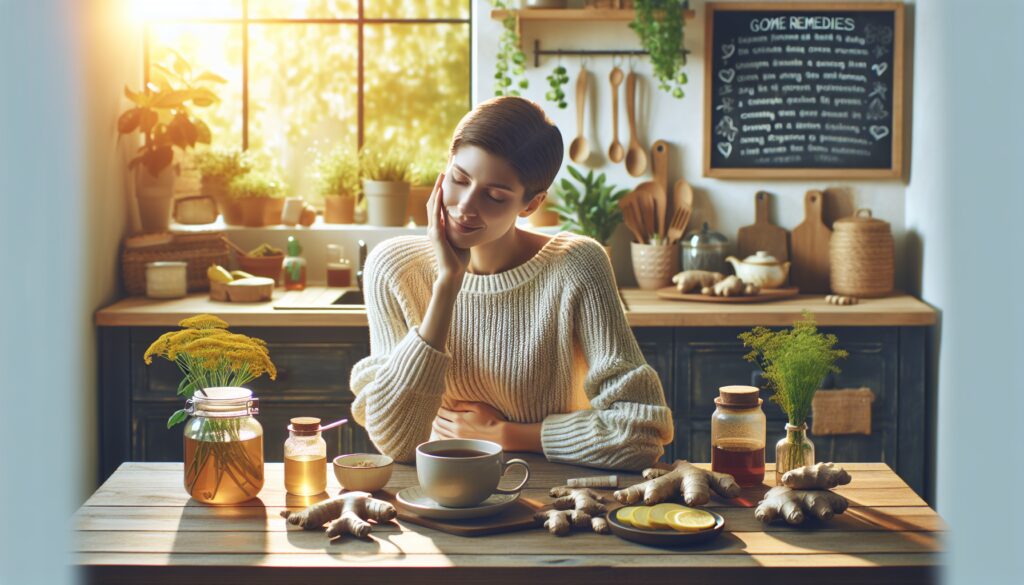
[349,96,674,471]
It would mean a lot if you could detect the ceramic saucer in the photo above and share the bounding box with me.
[395,486,520,520]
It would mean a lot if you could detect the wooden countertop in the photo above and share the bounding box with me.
[94,287,937,328]
[76,458,942,585]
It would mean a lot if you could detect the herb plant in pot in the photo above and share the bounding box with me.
[549,165,628,255]
[739,312,848,484]
[315,145,361,224]
[194,148,251,225]
[227,171,286,228]
[118,52,225,232]
[360,143,413,227]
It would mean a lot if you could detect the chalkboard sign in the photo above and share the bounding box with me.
[703,3,904,179]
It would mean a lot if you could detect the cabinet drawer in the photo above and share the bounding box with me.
[132,401,373,463]
[130,327,369,401]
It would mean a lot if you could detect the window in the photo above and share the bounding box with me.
[142,0,472,199]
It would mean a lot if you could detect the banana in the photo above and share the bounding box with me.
[207,264,233,284]
[230,270,256,280]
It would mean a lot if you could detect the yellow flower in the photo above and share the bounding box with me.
[178,314,229,330]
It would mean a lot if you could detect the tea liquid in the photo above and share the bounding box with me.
[184,434,264,504]
[284,454,327,496]
[712,438,765,487]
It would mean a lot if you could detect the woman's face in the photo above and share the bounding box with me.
[441,145,546,248]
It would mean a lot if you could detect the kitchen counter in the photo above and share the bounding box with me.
[95,287,937,328]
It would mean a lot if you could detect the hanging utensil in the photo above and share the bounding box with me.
[568,66,590,164]
[624,71,647,177]
[608,66,625,164]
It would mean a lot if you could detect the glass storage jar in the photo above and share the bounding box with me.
[710,385,766,487]
[183,387,264,505]
[284,417,328,496]
[775,423,815,485]
[681,222,729,274]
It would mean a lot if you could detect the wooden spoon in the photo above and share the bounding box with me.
[624,71,647,177]
[672,178,694,218]
[568,67,590,164]
[608,67,625,163]
[618,192,646,244]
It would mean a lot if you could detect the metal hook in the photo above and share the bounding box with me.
[612,53,622,68]
[580,56,588,70]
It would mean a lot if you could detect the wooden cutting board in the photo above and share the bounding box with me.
[737,191,789,262]
[379,489,547,537]
[791,189,832,293]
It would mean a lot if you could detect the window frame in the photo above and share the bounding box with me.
[142,0,474,151]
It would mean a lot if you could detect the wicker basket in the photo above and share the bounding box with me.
[829,209,894,297]
[122,231,230,296]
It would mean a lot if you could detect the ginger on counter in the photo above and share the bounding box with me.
[672,270,725,293]
[613,460,740,507]
[536,487,611,536]
[701,275,761,297]
[781,462,852,490]
[280,491,396,539]
[754,485,849,525]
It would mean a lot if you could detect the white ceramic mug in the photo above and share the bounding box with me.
[415,439,530,508]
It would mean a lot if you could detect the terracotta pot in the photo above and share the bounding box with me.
[237,253,284,284]
[324,195,356,224]
[529,202,560,227]
[263,198,285,226]
[407,185,432,226]
[236,197,272,227]
[221,198,245,226]
[136,166,176,233]
[364,180,410,227]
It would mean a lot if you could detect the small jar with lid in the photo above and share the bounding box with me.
[681,222,729,274]
[284,417,327,496]
[711,385,766,487]
[325,244,353,287]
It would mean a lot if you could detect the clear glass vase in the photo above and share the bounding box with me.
[183,387,264,504]
[774,423,815,485]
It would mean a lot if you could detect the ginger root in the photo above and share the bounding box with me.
[613,460,740,507]
[280,491,397,539]
[672,270,725,293]
[535,487,611,536]
[754,485,849,525]
[782,462,852,490]
[702,275,761,297]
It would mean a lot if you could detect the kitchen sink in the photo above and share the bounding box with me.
[331,290,364,306]
[272,287,366,310]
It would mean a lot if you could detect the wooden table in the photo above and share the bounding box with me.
[75,456,943,584]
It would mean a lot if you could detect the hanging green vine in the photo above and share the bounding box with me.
[492,0,528,97]
[545,65,569,109]
[630,0,689,99]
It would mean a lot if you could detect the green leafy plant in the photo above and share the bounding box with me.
[118,49,226,176]
[410,153,448,187]
[492,0,528,97]
[739,311,849,426]
[193,148,251,183]
[313,145,362,197]
[228,171,286,199]
[544,64,569,109]
[549,165,628,246]
[630,0,689,99]
[359,143,413,183]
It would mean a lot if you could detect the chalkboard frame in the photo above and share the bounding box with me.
[703,2,905,180]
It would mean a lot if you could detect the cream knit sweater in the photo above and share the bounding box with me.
[349,231,675,471]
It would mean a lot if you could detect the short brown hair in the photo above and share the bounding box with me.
[449,96,563,203]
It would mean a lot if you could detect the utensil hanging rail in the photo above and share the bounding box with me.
[534,40,688,67]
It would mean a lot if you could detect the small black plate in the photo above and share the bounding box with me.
[606,508,725,547]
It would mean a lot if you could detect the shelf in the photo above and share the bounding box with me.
[490,8,695,21]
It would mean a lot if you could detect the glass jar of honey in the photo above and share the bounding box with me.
[284,417,328,496]
[710,385,766,487]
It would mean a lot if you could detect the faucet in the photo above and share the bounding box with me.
[356,239,367,292]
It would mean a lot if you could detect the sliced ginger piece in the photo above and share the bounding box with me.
[667,509,716,532]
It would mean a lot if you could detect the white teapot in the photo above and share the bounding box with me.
[725,251,791,289]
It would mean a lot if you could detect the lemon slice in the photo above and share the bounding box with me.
[615,506,641,527]
[631,506,656,530]
[648,503,688,529]
[667,509,716,532]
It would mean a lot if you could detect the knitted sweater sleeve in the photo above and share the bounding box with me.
[540,242,675,471]
[348,242,449,463]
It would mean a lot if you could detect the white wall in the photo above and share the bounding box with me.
[474,0,909,287]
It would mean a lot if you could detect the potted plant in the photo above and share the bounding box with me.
[144,314,276,504]
[227,171,286,228]
[118,51,226,232]
[408,155,447,226]
[314,145,361,224]
[491,0,529,97]
[739,312,849,484]
[630,0,689,99]
[360,143,413,226]
[549,165,628,252]
[194,148,251,225]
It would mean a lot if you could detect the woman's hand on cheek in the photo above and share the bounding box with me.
[432,401,508,444]
[426,172,470,290]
